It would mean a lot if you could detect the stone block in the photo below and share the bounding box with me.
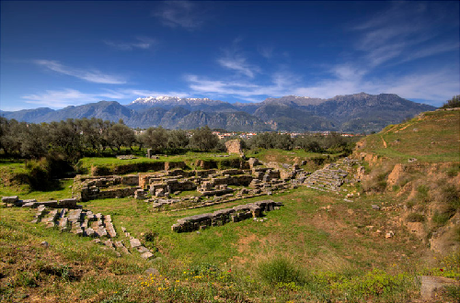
[130,238,142,248]
[2,196,18,203]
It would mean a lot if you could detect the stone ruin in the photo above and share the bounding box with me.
[68,155,359,212]
[2,196,78,209]
[171,199,283,232]
[138,162,307,211]
[304,157,359,194]
[1,195,155,259]
[76,175,141,202]
[225,139,244,156]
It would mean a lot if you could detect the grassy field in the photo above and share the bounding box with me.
[3,183,458,302]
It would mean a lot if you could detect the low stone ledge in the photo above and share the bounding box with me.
[172,199,282,232]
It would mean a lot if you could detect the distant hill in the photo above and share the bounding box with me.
[1,93,436,132]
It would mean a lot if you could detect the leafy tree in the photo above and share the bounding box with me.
[107,123,136,151]
[47,120,83,161]
[78,118,103,151]
[141,126,169,152]
[190,126,219,151]
[167,129,189,150]
[0,118,22,155]
[440,95,460,109]
[20,123,48,159]
[248,132,293,150]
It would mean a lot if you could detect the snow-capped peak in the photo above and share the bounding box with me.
[131,96,214,105]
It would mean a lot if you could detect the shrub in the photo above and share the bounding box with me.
[441,185,460,210]
[432,210,451,225]
[406,213,425,222]
[446,164,460,177]
[257,257,305,285]
[144,231,158,242]
[417,185,430,203]
[440,95,460,109]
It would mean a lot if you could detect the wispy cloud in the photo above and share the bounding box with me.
[185,71,299,102]
[154,1,203,30]
[217,39,261,78]
[217,56,259,79]
[186,61,459,106]
[21,88,190,109]
[34,60,127,84]
[258,45,274,59]
[352,2,458,67]
[22,89,102,108]
[104,37,156,51]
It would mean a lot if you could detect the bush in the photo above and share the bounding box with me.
[446,164,460,177]
[432,210,451,225]
[417,185,430,203]
[441,185,460,210]
[144,231,158,242]
[440,95,460,109]
[406,213,426,222]
[257,257,305,285]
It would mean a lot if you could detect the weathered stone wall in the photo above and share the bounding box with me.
[2,196,78,209]
[225,139,244,155]
[91,161,187,176]
[81,186,141,202]
[171,200,283,232]
[78,175,139,187]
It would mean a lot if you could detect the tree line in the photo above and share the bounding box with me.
[0,117,359,164]
[244,132,358,154]
[0,117,222,161]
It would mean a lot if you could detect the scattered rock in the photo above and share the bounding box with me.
[385,231,395,238]
[141,251,154,259]
[130,238,142,248]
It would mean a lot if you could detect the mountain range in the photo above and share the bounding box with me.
[0,93,436,133]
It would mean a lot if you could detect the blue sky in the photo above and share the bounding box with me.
[1,1,459,111]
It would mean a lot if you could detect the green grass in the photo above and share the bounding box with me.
[0,178,74,200]
[360,110,460,163]
[76,152,243,175]
[1,185,427,302]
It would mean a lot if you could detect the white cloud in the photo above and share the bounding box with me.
[22,89,101,108]
[154,1,203,30]
[34,60,127,84]
[104,37,156,51]
[21,88,191,109]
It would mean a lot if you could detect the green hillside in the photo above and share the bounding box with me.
[358,109,459,163]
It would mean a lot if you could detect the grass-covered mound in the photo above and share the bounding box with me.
[357,109,459,163]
